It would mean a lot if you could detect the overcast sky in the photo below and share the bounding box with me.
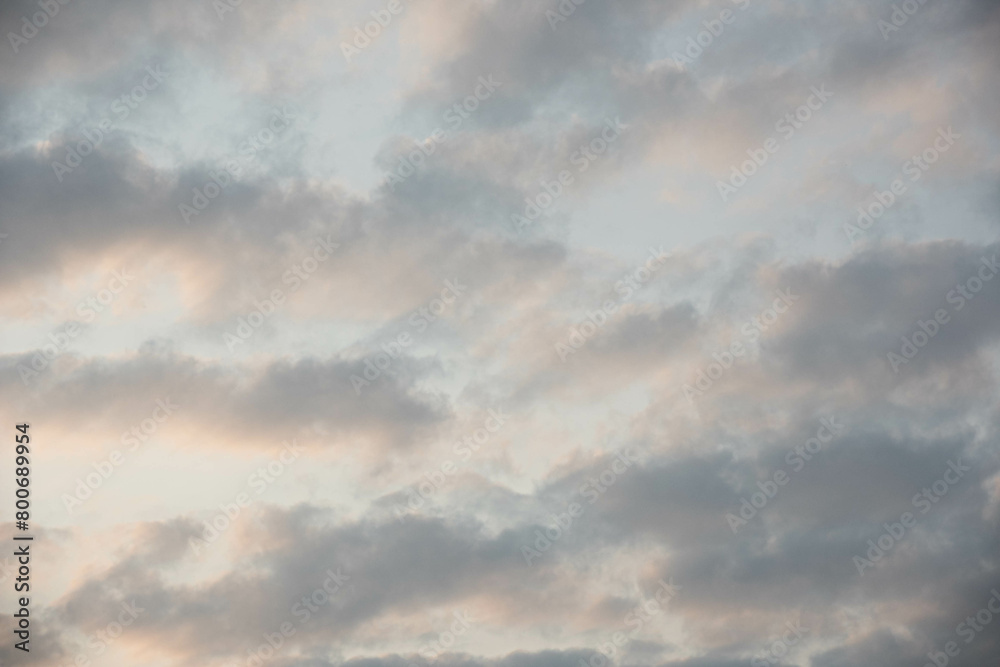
[1,0,999,666]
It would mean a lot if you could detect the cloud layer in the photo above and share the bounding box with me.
[1,0,999,666]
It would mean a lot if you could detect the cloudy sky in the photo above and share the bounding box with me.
[1,0,999,665]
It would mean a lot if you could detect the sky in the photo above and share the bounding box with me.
[1,0,999,666]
